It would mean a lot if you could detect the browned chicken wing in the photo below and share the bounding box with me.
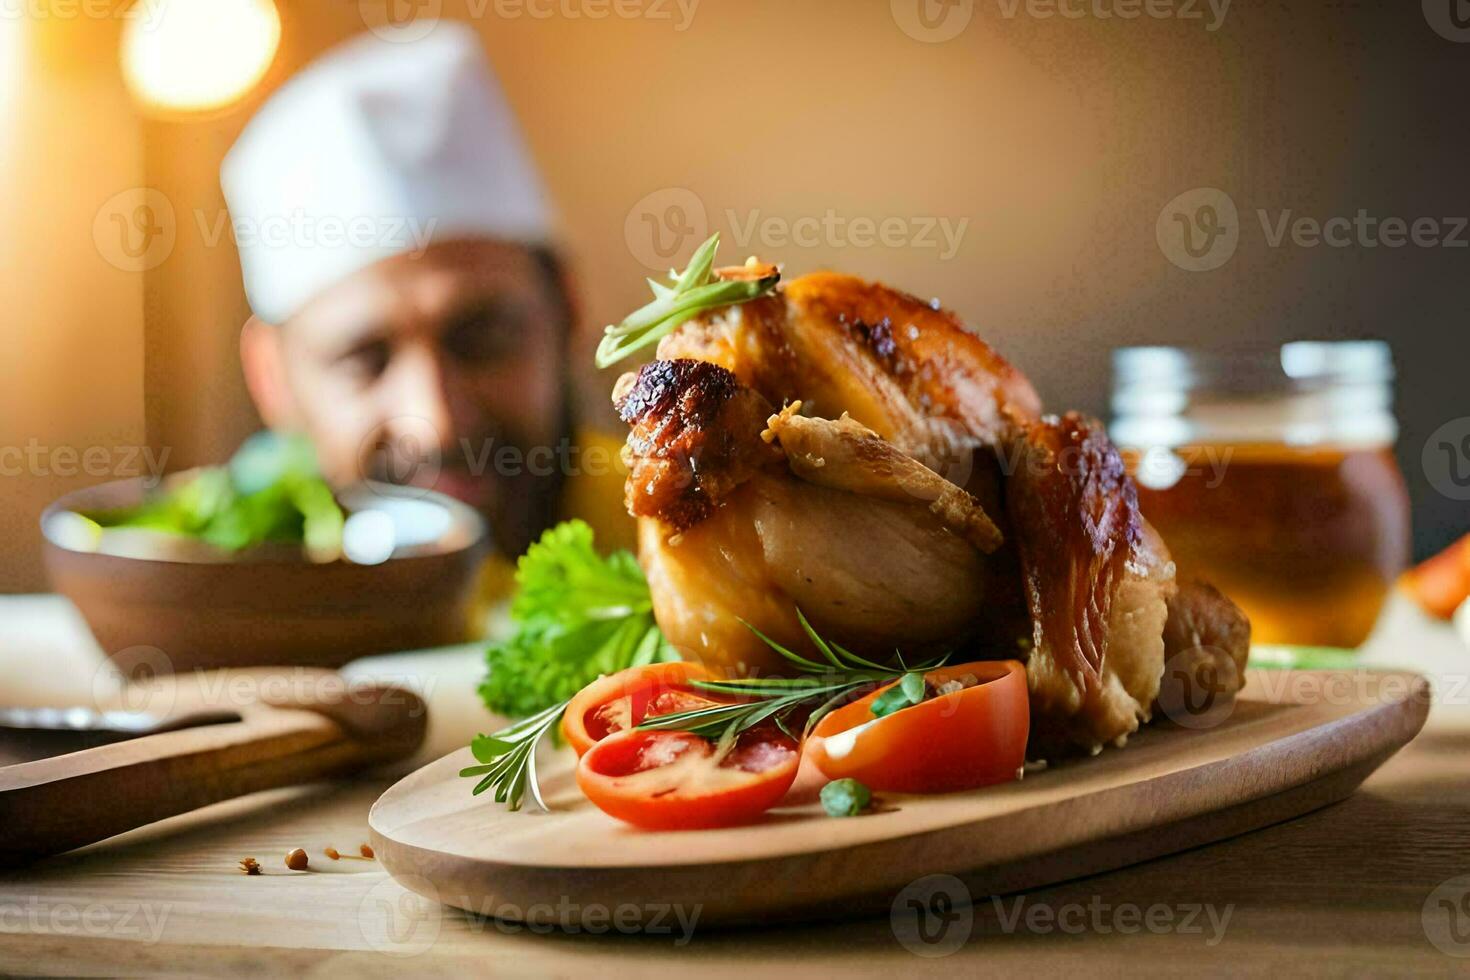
[1154,581,1252,724]
[615,358,782,530]
[763,404,1004,554]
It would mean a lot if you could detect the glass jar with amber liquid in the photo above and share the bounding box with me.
[1111,342,1410,649]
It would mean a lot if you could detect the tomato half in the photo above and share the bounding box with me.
[577,727,800,830]
[561,661,721,757]
[807,661,1028,793]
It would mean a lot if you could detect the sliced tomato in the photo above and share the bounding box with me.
[807,661,1028,794]
[577,726,800,830]
[561,661,722,757]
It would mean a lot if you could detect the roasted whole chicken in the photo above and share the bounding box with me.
[614,270,1250,756]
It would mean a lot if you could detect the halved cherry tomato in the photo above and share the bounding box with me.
[562,661,721,757]
[577,726,800,830]
[807,661,1028,793]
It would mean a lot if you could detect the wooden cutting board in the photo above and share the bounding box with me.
[0,668,428,867]
[369,669,1429,928]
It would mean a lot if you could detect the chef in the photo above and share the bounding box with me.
[221,24,627,570]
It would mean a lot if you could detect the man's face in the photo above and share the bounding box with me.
[259,238,567,557]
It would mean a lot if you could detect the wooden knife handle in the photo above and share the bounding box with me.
[0,675,426,867]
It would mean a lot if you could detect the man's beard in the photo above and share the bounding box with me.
[362,430,567,559]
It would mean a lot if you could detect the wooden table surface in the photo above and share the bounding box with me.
[1,594,1467,977]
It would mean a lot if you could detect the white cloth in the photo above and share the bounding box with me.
[221,23,552,325]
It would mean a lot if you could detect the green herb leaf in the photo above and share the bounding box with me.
[869,684,911,718]
[868,672,929,719]
[640,617,951,743]
[820,778,872,818]
[82,431,344,558]
[594,233,779,369]
[461,699,567,812]
[478,520,678,718]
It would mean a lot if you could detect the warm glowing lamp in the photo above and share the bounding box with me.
[120,0,281,114]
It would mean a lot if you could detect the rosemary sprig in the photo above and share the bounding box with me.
[594,233,780,368]
[637,676,872,742]
[459,700,566,812]
[641,611,949,743]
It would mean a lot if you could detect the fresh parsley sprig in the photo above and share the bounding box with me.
[465,519,676,812]
[478,519,676,718]
[594,233,780,369]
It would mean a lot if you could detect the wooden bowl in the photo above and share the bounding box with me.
[40,476,489,675]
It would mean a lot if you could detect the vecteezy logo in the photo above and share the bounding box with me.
[358,874,442,956]
[624,188,709,272]
[890,873,974,957]
[1423,874,1470,957]
[93,188,177,273]
[1424,418,1470,501]
[891,0,975,43]
[359,0,442,43]
[360,415,444,500]
[1423,0,1470,42]
[1154,646,1239,730]
[1155,187,1240,272]
[91,645,177,719]
[1440,437,1470,486]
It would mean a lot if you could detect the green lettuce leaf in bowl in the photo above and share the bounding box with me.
[79,431,345,560]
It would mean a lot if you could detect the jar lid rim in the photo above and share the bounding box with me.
[1113,341,1394,390]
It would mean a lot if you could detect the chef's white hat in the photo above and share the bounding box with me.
[221,23,553,325]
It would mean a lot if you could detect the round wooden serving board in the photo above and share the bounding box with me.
[369,669,1429,928]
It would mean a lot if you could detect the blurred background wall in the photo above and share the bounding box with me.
[1,14,145,592]
[0,0,1464,591]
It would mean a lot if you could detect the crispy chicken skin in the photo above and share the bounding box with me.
[622,272,1250,755]
[637,476,1004,672]
[763,404,1004,554]
[658,273,1042,477]
[616,359,1013,672]
[615,358,783,531]
[1006,413,1176,753]
[1162,580,1251,679]
[1154,580,1252,719]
